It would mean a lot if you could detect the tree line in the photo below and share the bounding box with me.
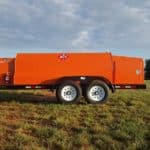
[145,59,150,80]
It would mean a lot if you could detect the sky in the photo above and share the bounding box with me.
[0,0,150,59]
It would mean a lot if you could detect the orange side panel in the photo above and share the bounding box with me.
[0,58,15,85]
[14,53,113,85]
[113,56,144,84]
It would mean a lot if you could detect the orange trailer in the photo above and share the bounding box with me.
[0,52,146,104]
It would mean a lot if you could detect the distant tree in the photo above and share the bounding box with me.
[145,59,150,80]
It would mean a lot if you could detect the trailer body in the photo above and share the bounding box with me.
[0,52,145,89]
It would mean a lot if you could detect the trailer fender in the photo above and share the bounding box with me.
[54,76,113,91]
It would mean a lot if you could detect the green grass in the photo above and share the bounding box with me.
[0,81,150,150]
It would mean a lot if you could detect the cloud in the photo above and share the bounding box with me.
[72,31,90,48]
[0,0,150,58]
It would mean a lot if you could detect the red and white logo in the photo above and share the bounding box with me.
[58,53,69,60]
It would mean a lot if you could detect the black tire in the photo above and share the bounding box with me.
[56,80,82,104]
[85,80,110,104]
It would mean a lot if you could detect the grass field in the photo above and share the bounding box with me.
[0,81,149,150]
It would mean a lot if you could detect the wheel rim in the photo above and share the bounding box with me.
[61,85,77,101]
[88,85,105,101]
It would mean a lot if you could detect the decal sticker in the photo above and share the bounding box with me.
[58,53,69,60]
[136,69,141,75]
